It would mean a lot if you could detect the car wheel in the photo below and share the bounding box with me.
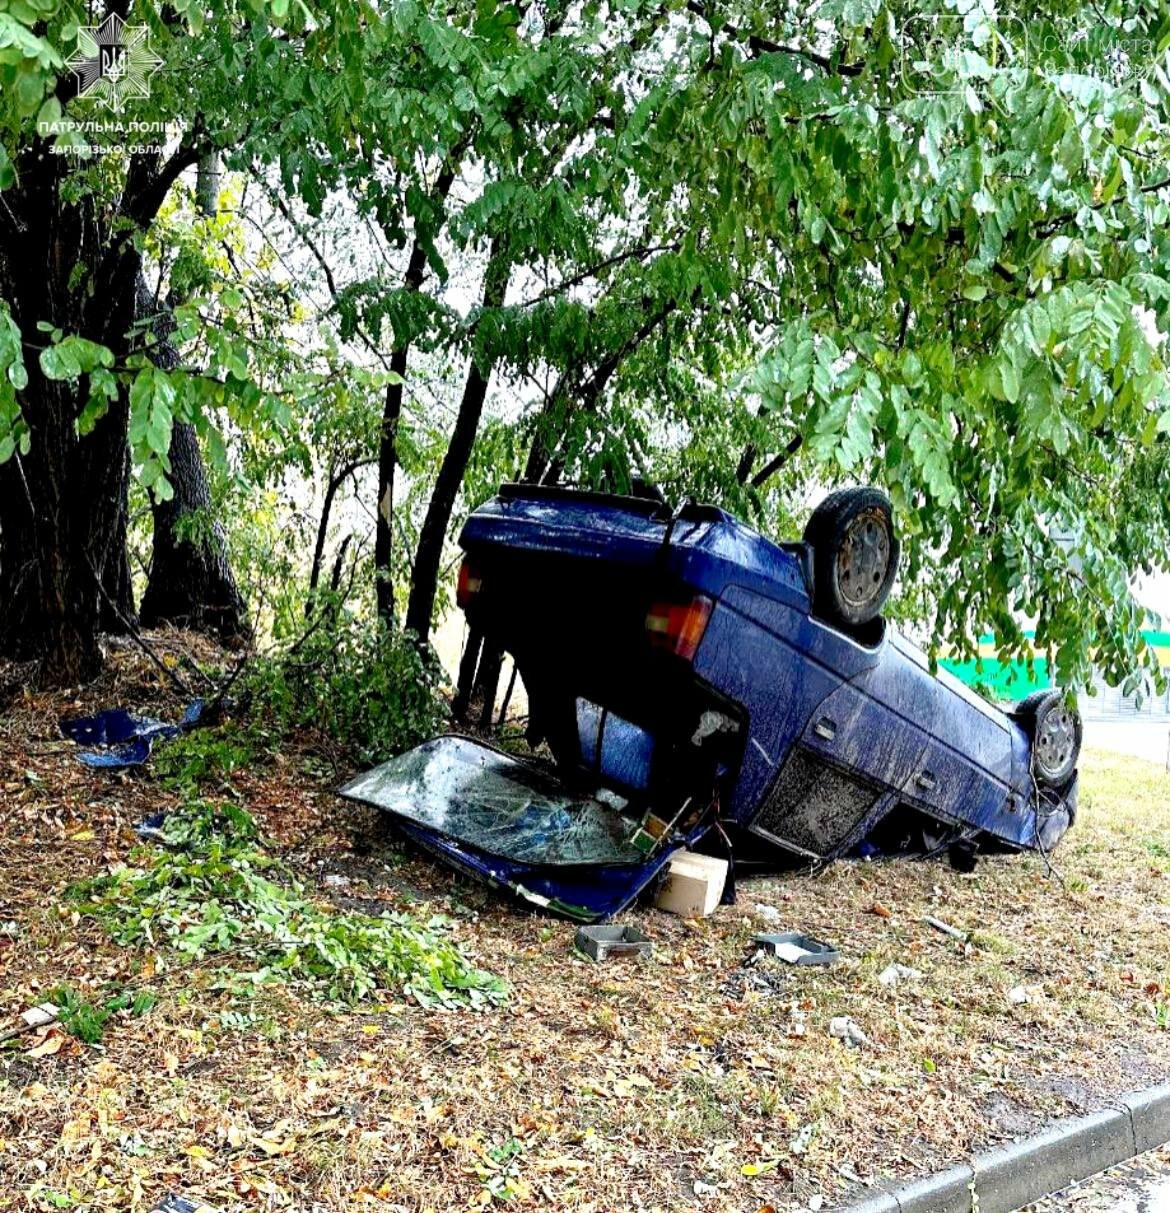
[1016,689,1082,787]
[803,487,900,627]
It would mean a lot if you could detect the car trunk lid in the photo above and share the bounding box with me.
[339,735,691,921]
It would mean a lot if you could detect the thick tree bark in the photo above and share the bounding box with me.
[138,419,248,639]
[404,240,510,644]
[0,376,133,683]
[98,446,136,632]
[0,136,168,684]
[137,160,249,641]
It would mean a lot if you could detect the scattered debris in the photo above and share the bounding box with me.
[790,1123,816,1154]
[754,932,839,966]
[135,812,168,842]
[829,1016,870,1048]
[150,1195,221,1213]
[1007,985,1030,1006]
[720,962,788,1001]
[787,1003,809,1037]
[21,1003,59,1028]
[878,963,923,987]
[60,700,205,768]
[838,1161,870,1184]
[574,924,653,963]
[755,903,783,924]
[0,1002,60,1045]
[808,1195,825,1211]
[923,914,969,942]
[656,851,728,918]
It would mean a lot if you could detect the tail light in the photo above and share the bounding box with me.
[645,593,713,662]
[456,557,482,610]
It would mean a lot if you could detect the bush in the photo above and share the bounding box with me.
[247,617,446,763]
[70,800,506,1009]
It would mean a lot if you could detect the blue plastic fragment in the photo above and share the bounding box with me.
[78,738,154,769]
[135,812,169,842]
[60,699,206,769]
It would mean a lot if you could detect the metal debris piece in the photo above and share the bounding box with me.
[923,914,969,942]
[829,1016,870,1048]
[721,964,787,1000]
[754,931,839,966]
[574,924,652,962]
[20,1003,59,1028]
[342,736,683,921]
[878,963,923,987]
[135,812,168,842]
[149,1197,221,1213]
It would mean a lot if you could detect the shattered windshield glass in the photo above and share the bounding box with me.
[340,736,648,866]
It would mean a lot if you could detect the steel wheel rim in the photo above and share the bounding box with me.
[837,508,891,609]
[1035,705,1076,778]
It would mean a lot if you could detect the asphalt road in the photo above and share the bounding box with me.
[1083,720,1170,768]
[1023,1145,1170,1211]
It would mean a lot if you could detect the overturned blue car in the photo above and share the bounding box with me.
[342,484,1081,921]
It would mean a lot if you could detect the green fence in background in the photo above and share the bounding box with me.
[940,630,1170,704]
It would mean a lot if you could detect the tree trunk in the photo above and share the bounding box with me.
[138,419,249,639]
[404,240,510,645]
[375,349,409,627]
[137,162,249,641]
[98,445,136,632]
[0,381,132,685]
[0,141,151,685]
[374,162,459,628]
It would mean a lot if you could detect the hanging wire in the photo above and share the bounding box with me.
[1029,768,1067,886]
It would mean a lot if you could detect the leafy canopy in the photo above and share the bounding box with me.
[1,0,1169,689]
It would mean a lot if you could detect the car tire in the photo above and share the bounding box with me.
[803,487,900,627]
[1015,689,1082,787]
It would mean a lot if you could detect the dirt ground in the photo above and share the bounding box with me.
[1,641,1169,1212]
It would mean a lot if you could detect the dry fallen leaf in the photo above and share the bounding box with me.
[27,1029,65,1058]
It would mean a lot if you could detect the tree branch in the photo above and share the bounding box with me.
[684,0,863,76]
[751,434,803,487]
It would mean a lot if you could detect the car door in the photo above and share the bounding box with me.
[800,667,930,794]
[738,611,908,858]
[870,635,1014,829]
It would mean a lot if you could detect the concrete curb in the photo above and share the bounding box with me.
[841,1080,1170,1213]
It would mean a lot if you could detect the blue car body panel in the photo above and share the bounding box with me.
[344,486,1071,919]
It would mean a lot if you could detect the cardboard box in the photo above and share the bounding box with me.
[655,851,728,918]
